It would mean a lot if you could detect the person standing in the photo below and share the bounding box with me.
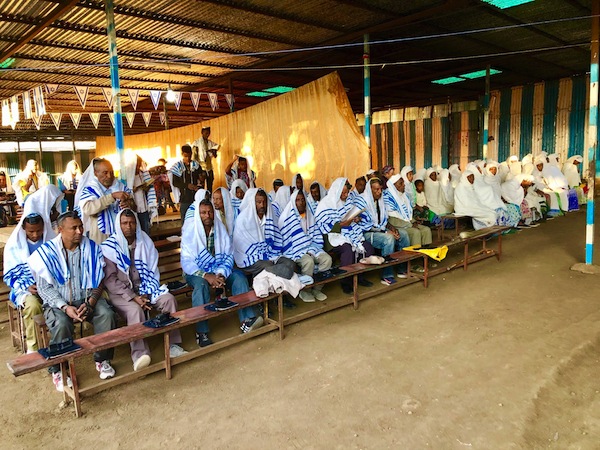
[192,126,219,192]
[58,160,81,212]
[14,160,49,206]
[170,145,202,221]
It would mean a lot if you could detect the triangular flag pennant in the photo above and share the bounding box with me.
[207,93,219,111]
[32,86,46,116]
[22,91,32,119]
[31,114,43,130]
[50,112,62,130]
[10,95,20,126]
[125,112,135,127]
[159,111,165,125]
[225,93,234,110]
[150,90,161,110]
[127,89,140,110]
[108,113,115,128]
[1,99,10,127]
[142,112,152,126]
[173,91,183,110]
[190,92,201,111]
[89,112,101,129]
[73,86,89,109]
[45,84,59,95]
[102,87,114,109]
[69,112,82,129]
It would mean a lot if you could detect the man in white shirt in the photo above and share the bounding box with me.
[192,127,219,192]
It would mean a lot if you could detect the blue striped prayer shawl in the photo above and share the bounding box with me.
[279,190,323,261]
[169,160,199,177]
[79,180,131,235]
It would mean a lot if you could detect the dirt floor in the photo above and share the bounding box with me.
[1,208,600,449]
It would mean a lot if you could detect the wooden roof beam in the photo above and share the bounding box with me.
[0,0,80,63]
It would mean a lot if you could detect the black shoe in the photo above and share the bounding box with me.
[341,284,353,295]
[357,279,373,287]
[283,298,297,309]
[167,280,187,291]
[196,332,213,347]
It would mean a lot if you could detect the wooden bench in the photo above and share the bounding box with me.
[150,226,182,241]
[437,214,473,242]
[7,290,284,417]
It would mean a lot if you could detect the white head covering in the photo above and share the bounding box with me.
[400,166,416,206]
[562,155,583,188]
[449,164,462,189]
[453,170,496,228]
[384,174,413,221]
[230,179,248,215]
[272,185,292,221]
[424,167,452,215]
[291,173,304,192]
[438,168,455,206]
[279,189,323,260]
[13,159,50,206]
[482,161,502,198]
[213,187,236,237]
[414,168,427,183]
[307,181,327,214]
[59,160,82,190]
[227,156,256,189]
[547,153,561,168]
[360,179,388,231]
[183,189,210,222]
[501,177,525,206]
[101,209,169,303]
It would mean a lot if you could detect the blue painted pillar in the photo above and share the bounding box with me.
[363,34,371,149]
[482,65,490,160]
[586,5,599,265]
[104,0,125,182]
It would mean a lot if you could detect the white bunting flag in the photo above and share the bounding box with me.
[89,112,101,129]
[108,113,115,128]
[142,112,152,126]
[50,112,62,130]
[207,93,219,111]
[225,93,234,110]
[190,92,201,111]
[125,112,136,127]
[74,86,89,109]
[69,113,82,129]
[10,95,20,125]
[173,91,183,111]
[150,90,162,110]
[33,86,46,116]
[102,87,114,109]
[1,99,10,127]
[159,111,165,125]
[128,89,140,110]
[31,114,43,130]
[22,90,32,119]
[45,84,59,95]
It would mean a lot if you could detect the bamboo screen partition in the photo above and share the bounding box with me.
[96,72,370,190]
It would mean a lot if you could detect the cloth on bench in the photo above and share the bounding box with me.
[403,245,449,262]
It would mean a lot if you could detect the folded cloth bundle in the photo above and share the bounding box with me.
[359,255,385,265]
[402,245,449,262]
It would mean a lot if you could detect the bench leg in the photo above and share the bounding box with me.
[18,308,27,353]
[164,332,172,380]
[68,359,82,418]
[463,242,469,270]
[497,234,503,261]
[423,256,429,288]
[277,294,285,340]
[353,275,358,310]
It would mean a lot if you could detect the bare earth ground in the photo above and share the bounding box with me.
[1,209,600,449]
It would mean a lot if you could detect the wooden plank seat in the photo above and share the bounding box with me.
[149,226,182,241]
[7,289,284,417]
[437,214,473,242]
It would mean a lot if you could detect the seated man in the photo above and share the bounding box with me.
[76,158,133,244]
[279,190,332,302]
[182,198,263,347]
[28,211,117,391]
[347,176,366,203]
[307,181,326,215]
[225,155,256,189]
[233,188,297,279]
[212,187,236,237]
[268,179,284,203]
[3,185,63,352]
[230,179,248,217]
[384,175,433,247]
[102,209,187,371]
[361,178,411,285]
[315,178,375,295]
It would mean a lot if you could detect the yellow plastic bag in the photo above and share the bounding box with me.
[402,245,449,262]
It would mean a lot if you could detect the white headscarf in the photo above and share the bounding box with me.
[438,168,455,206]
[279,189,323,260]
[501,177,525,205]
[230,179,248,215]
[547,153,561,168]
[453,170,496,228]
[562,155,583,188]
[183,189,210,222]
[384,174,413,221]
[542,161,569,190]
[400,166,416,206]
[213,187,236,237]
[424,168,452,215]
[272,185,292,220]
[360,179,388,231]
[3,185,63,306]
[307,181,327,215]
[13,159,50,206]
[482,161,502,199]
[59,160,82,190]
[101,209,169,303]
[449,164,462,189]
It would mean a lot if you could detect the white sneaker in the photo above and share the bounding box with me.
[299,290,316,303]
[169,345,188,358]
[95,360,116,379]
[133,354,151,371]
[312,289,327,301]
[52,372,73,392]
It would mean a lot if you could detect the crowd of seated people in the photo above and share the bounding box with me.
[4,147,585,392]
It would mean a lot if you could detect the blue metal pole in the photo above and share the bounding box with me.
[482,65,490,160]
[586,6,599,265]
[104,0,125,182]
[363,34,371,149]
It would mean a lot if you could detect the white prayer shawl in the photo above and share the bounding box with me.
[424,169,452,215]
[414,168,427,183]
[449,164,462,189]
[168,159,200,204]
[230,179,248,216]
[3,185,63,306]
[124,155,158,221]
[501,177,525,205]
[226,159,256,189]
[542,164,569,190]
[547,153,561,169]
[307,182,327,215]
[360,181,388,231]
[279,189,323,260]
[562,155,582,188]
[384,175,413,221]
[482,162,502,199]
[14,160,50,206]
[213,187,236,237]
[438,169,455,206]
[181,196,234,278]
[453,170,497,229]
[101,209,169,303]
[400,166,416,206]
[272,185,291,221]
[507,155,522,178]
[233,188,282,268]
[59,161,81,191]
[315,178,366,252]
[498,162,510,182]
[291,174,305,193]
[29,234,104,289]
[191,137,218,163]
[183,189,210,222]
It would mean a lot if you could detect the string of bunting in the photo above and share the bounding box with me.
[1,84,235,129]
